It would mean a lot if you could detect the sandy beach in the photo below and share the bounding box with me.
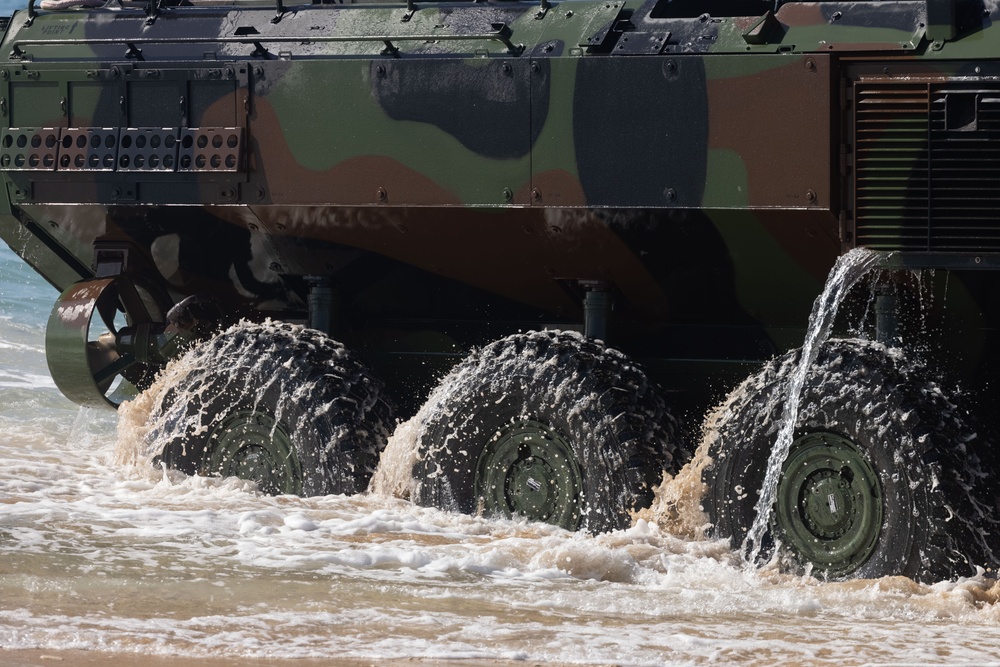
[2,650,573,667]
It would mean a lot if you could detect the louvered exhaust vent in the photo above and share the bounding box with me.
[853,80,1000,252]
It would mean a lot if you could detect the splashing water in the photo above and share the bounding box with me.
[743,247,885,564]
[117,320,390,497]
[13,243,1000,665]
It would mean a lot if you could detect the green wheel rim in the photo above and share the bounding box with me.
[203,410,303,495]
[474,419,583,530]
[774,432,883,578]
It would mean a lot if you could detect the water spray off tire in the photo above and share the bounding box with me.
[703,338,999,582]
[150,322,393,496]
[412,330,685,533]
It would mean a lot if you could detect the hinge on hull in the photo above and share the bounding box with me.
[579,2,628,50]
[613,31,671,54]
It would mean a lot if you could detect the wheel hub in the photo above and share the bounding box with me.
[774,432,883,577]
[475,419,583,530]
[204,410,302,495]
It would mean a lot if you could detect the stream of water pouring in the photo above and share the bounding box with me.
[743,247,885,565]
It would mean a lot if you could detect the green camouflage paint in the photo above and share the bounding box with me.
[0,0,997,420]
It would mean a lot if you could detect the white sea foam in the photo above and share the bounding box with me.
[0,368,56,388]
[10,399,1000,666]
[6,246,1000,665]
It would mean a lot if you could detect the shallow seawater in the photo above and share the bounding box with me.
[5,244,1000,665]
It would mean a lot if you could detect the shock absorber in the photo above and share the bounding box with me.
[875,284,900,348]
[306,276,338,337]
[581,281,612,342]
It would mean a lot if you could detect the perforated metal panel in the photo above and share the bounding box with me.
[178,128,242,172]
[118,128,179,172]
[59,128,119,172]
[0,128,60,171]
[0,126,242,173]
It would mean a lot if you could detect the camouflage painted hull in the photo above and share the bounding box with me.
[0,0,998,413]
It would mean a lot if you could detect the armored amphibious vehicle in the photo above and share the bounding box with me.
[3,0,1000,581]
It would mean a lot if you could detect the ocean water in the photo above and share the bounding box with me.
[5,239,1000,666]
[0,1,23,15]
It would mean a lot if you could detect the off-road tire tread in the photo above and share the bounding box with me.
[703,338,998,581]
[412,330,684,533]
[152,321,393,496]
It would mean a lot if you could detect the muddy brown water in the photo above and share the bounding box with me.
[4,245,1000,665]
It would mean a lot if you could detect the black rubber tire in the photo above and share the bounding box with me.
[702,337,998,582]
[411,330,684,533]
[150,321,393,496]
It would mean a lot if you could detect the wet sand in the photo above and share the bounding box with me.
[2,650,578,667]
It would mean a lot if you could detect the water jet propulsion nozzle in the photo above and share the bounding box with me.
[45,276,169,409]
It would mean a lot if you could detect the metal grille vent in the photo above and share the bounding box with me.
[854,81,1000,252]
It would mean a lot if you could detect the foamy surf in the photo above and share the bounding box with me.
[7,243,1000,665]
[9,399,1000,665]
